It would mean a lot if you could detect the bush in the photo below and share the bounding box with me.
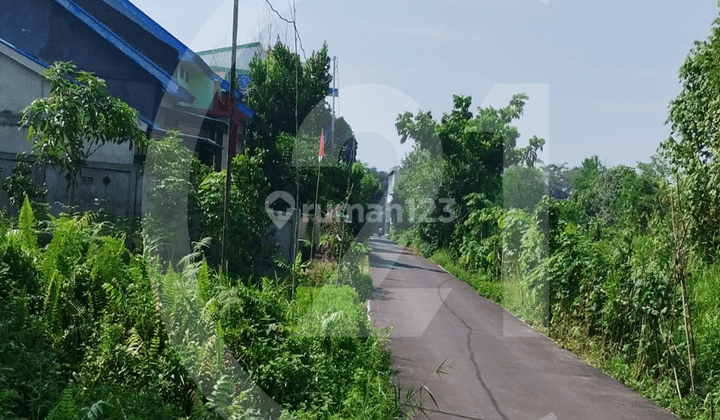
[430,249,503,304]
[293,285,367,338]
[197,152,270,274]
[0,228,62,420]
[1,153,50,219]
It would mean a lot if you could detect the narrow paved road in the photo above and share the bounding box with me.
[368,236,679,420]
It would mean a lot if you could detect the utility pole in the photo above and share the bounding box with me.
[331,56,336,150]
[221,0,240,273]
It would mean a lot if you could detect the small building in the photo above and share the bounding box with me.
[0,0,256,216]
[383,169,401,235]
[197,42,267,85]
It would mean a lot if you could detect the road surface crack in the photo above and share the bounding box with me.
[437,278,509,420]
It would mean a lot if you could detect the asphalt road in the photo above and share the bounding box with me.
[368,236,679,420]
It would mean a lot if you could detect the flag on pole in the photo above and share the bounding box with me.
[318,129,325,162]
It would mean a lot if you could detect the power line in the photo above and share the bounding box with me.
[262,0,306,60]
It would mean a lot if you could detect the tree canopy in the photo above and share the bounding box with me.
[392,93,545,254]
[663,15,720,261]
[20,61,145,205]
[245,41,356,193]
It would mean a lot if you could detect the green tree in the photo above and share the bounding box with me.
[393,93,544,253]
[143,131,196,263]
[1,153,49,218]
[20,61,145,207]
[391,147,443,231]
[197,152,270,274]
[636,151,671,182]
[395,110,440,154]
[566,155,604,195]
[663,15,720,261]
[366,167,389,196]
[544,163,572,200]
[502,165,547,211]
[584,165,661,230]
[245,42,334,191]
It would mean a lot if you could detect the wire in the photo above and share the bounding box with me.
[262,0,306,60]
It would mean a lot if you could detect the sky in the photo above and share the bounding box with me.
[131,0,719,172]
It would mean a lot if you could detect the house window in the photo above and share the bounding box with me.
[179,67,190,84]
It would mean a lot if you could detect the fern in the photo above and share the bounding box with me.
[45,387,76,420]
[102,280,123,310]
[126,327,144,357]
[207,374,234,413]
[197,258,211,306]
[83,399,107,420]
[18,196,37,251]
[43,270,61,325]
[149,324,161,356]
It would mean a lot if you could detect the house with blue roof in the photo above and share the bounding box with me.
[0,0,255,216]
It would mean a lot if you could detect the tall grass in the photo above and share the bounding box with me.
[690,264,720,417]
[429,249,503,304]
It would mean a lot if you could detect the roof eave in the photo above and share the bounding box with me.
[53,0,195,103]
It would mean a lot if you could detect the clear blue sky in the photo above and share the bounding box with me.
[132,0,719,172]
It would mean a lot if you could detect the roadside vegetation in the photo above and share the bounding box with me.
[1,41,407,419]
[0,198,399,419]
[390,14,720,420]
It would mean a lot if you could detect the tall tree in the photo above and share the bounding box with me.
[245,42,334,191]
[566,155,605,195]
[663,15,720,261]
[393,93,545,253]
[544,163,572,200]
[503,165,548,212]
[21,61,145,207]
[395,110,440,154]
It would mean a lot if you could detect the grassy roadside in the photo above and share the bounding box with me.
[428,249,503,305]
[0,205,407,419]
[409,244,709,420]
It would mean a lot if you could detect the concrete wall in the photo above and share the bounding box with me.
[0,49,50,111]
[0,43,139,217]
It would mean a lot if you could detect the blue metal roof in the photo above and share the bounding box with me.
[53,0,195,104]
[94,0,254,119]
[2,0,253,121]
[0,37,50,69]
[97,0,195,63]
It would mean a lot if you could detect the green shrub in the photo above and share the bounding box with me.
[430,249,503,304]
[197,152,270,274]
[0,228,61,420]
[331,242,373,301]
[1,153,50,219]
[293,285,367,338]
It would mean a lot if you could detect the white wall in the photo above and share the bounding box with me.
[0,45,134,165]
[0,45,139,216]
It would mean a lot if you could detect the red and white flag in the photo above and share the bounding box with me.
[318,129,325,162]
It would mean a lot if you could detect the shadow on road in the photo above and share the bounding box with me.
[370,287,392,300]
[369,253,445,273]
[369,236,444,273]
